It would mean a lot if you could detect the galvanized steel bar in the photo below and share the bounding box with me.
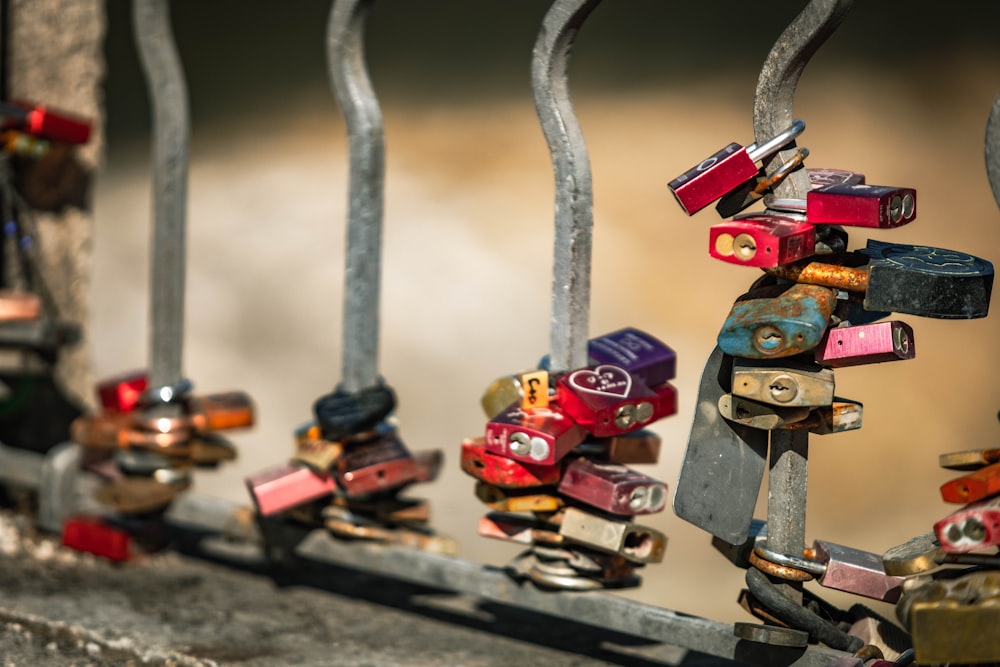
[986,90,1000,210]
[753,0,853,201]
[134,0,189,390]
[766,428,810,605]
[328,0,383,392]
[533,0,601,372]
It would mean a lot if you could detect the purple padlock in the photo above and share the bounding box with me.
[587,328,676,388]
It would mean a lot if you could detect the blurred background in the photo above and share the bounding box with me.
[92,1,1000,625]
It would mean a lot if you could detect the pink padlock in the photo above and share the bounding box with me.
[813,540,903,603]
[815,321,915,368]
[555,365,675,438]
[558,457,667,516]
[934,495,1000,553]
[246,464,337,516]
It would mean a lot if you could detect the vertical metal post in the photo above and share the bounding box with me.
[766,428,808,604]
[753,0,853,201]
[532,0,601,373]
[985,91,1000,211]
[327,0,383,393]
[134,0,188,391]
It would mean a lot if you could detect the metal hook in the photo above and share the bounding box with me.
[532,0,602,373]
[753,0,853,201]
[134,0,189,392]
[985,90,1000,211]
[328,0,384,393]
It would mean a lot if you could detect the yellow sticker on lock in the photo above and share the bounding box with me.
[519,370,550,411]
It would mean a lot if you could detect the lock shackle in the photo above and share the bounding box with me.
[746,119,805,163]
[751,146,809,196]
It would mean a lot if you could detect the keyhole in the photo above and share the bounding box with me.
[753,325,784,354]
[733,233,757,261]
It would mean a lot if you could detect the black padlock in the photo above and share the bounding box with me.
[312,383,397,442]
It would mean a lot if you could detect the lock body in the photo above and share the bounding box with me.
[62,516,133,562]
[460,438,562,488]
[335,432,418,497]
[934,495,1000,553]
[797,399,863,435]
[557,457,667,516]
[576,430,662,464]
[485,402,586,466]
[97,371,148,413]
[731,360,835,407]
[940,461,1000,504]
[815,321,915,367]
[187,391,255,431]
[478,512,561,546]
[710,215,816,268]
[717,394,811,430]
[587,328,676,387]
[719,284,837,359]
[555,365,675,437]
[813,539,903,603]
[474,482,563,512]
[558,506,666,563]
[246,464,338,516]
[669,143,759,215]
[807,184,916,228]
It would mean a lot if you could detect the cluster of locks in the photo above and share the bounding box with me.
[461,328,677,590]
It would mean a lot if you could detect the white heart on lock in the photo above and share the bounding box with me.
[568,365,632,398]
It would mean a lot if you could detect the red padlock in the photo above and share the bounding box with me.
[807,183,916,228]
[460,438,562,488]
[709,214,816,268]
[335,432,419,497]
[940,462,1000,504]
[62,516,133,562]
[555,365,676,438]
[97,370,148,413]
[484,402,586,466]
[245,464,338,516]
[935,495,1000,553]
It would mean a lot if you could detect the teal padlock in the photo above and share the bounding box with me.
[718,283,836,359]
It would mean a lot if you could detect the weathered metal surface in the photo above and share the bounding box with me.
[939,446,1000,471]
[533,0,601,372]
[812,540,902,603]
[940,460,1000,504]
[765,428,809,605]
[881,532,942,577]
[765,260,870,293]
[327,0,383,392]
[731,360,834,407]
[133,0,188,392]
[986,89,1000,211]
[753,0,854,201]
[718,284,836,359]
[460,437,563,489]
[934,494,1000,553]
[718,394,811,430]
[673,346,769,545]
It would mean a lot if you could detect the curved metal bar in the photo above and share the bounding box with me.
[328,0,384,393]
[532,0,602,372]
[986,90,1000,210]
[133,0,189,389]
[753,0,853,200]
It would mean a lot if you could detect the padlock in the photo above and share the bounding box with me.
[897,570,1000,665]
[806,183,916,228]
[812,540,903,603]
[555,365,676,437]
[709,214,816,267]
[0,100,92,144]
[717,394,811,430]
[96,370,148,413]
[460,437,562,488]
[474,482,563,513]
[586,327,677,388]
[557,457,667,516]
[291,432,344,472]
[484,401,586,466]
[764,167,866,214]
[95,475,188,515]
[187,432,237,466]
[940,461,1000,504]
[0,290,41,321]
[481,372,533,419]
[814,321,915,367]
[790,399,863,435]
[718,283,837,359]
[714,147,809,218]
[335,432,419,497]
[558,506,666,564]
[245,464,338,516]
[412,449,443,483]
[574,430,662,464]
[313,383,397,442]
[939,446,1000,471]
[667,120,805,215]
[881,532,943,576]
[0,129,50,157]
[62,516,133,562]
[934,495,1000,553]
[771,241,994,319]
[186,391,255,432]
[731,359,835,407]
[478,511,562,546]
[331,495,431,527]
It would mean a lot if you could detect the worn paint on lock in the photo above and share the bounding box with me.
[335,433,419,497]
[709,215,816,267]
[790,399,863,435]
[557,457,667,516]
[668,142,758,215]
[940,461,1000,504]
[555,365,675,438]
[813,540,903,603]
[459,438,562,488]
[935,495,1000,553]
[807,183,916,228]
[96,371,149,413]
[719,283,837,359]
[587,327,676,387]
[474,481,562,513]
[731,360,834,407]
[863,239,994,319]
[558,506,666,563]
[291,435,344,472]
[766,260,870,293]
[187,391,255,432]
[478,512,562,546]
[939,447,1000,471]
[519,370,550,411]
[717,394,810,430]
[881,532,943,576]
[815,321,915,367]
[484,401,586,466]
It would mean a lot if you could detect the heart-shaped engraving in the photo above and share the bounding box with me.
[568,365,632,398]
